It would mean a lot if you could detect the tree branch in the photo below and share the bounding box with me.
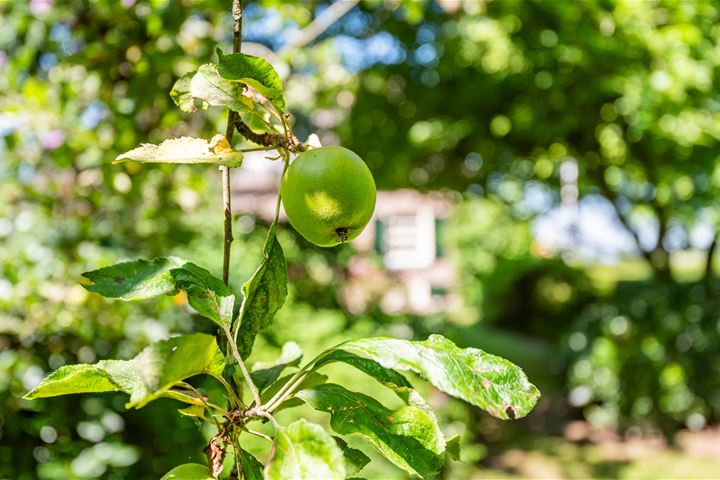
[221,163,234,286]
[221,0,243,286]
[234,118,286,147]
[591,168,653,265]
[629,142,673,280]
[705,229,718,280]
[219,0,264,428]
[590,155,674,281]
[223,326,261,407]
[281,0,359,53]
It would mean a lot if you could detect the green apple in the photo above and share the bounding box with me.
[281,146,376,247]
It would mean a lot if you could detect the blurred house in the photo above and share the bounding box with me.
[231,151,459,315]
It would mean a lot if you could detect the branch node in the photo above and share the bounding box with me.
[234,118,286,148]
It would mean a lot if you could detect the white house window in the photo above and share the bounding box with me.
[378,207,436,271]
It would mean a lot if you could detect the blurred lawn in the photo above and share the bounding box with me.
[585,253,720,292]
[473,432,719,480]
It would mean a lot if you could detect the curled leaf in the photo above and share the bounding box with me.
[217,48,285,111]
[171,63,252,113]
[265,419,345,480]
[204,434,225,479]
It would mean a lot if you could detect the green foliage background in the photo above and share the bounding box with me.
[1,0,718,478]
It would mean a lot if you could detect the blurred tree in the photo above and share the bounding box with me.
[446,196,594,337]
[337,0,720,280]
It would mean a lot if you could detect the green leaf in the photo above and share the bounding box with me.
[25,333,225,410]
[170,63,253,113]
[445,434,461,461]
[81,257,186,300]
[237,448,264,480]
[177,404,206,419]
[266,419,345,480]
[297,384,445,478]
[169,73,197,112]
[160,463,214,480]
[128,333,225,408]
[334,437,371,476]
[315,350,444,434]
[114,136,242,167]
[250,341,302,391]
[162,389,207,406]
[171,262,235,328]
[217,49,285,111]
[336,334,540,420]
[22,361,135,399]
[235,222,288,358]
[83,258,234,328]
[316,350,412,394]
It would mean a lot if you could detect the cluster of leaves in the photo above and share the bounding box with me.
[23,46,540,479]
[27,254,540,478]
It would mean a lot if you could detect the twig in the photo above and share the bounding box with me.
[178,382,224,430]
[239,146,277,153]
[257,410,281,430]
[235,118,287,147]
[217,0,263,416]
[263,346,331,413]
[705,230,718,280]
[244,428,273,442]
[281,0,359,53]
[234,108,305,152]
[221,165,234,286]
[221,0,243,286]
[223,325,262,408]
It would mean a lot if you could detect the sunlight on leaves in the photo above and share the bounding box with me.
[336,334,541,420]
[25,334,225,410]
